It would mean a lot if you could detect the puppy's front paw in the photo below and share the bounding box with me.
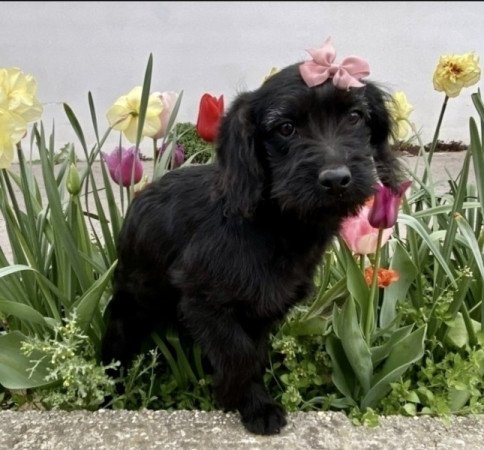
[241,402,287,435]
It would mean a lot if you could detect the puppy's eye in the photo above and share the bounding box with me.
[277,122,295,137]
[348,110,363,125]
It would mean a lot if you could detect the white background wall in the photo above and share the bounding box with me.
[3,1,484,158]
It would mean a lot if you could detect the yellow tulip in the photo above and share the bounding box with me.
[433,52,481,98]
[106,86,164,143]
[386,91,413,141]
[0,67,43,122]
[0,108,27,169]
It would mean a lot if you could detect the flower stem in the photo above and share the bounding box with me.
[365,228,384,343]
[153,138,158,169]
[424,95,449,172]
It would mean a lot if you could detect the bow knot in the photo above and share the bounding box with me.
[299,38,370,90]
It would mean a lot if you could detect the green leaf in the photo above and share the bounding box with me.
[166,327,198,385]
[72,261,117,335]
[88,91,100,144]
[63,103,89,157]
[285,316,328,336]
[380,242,418,328]
[0,331,52,389]
[0,264,35,279]
[339,239,370,309]
[333,297,373,394]
[361,325,426,409]
[445,313,481,349]
[398,213,457,287]
[454,213,484,281]
[0,299,53,329]
[370,324,414,366]
[449,387,471,413]
[325,335,357,403]
[470,98,484,214]
[135,54,153,149]
[151,332,183,386]
[303,277,347,321]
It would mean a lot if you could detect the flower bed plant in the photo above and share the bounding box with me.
[0,51,482,422]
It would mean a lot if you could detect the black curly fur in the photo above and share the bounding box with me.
[101,64,402,435]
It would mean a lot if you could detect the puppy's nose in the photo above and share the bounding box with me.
[318,166,352,193]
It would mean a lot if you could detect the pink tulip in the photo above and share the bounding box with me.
[368,181,412,229]
[102,146,143,187]
[340,204,393,255]
[152,91,179,140]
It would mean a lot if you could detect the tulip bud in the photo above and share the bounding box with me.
[157,142,185,169]
[196,94,224,142]
[368,181,412,229]
[152,91,179,140]
[66,163,81,195]
[102,146,143,187]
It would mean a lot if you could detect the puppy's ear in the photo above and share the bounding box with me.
[215,92,264,217]
[365,83,404,192]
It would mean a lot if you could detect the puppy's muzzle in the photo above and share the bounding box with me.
[318,166,352,194]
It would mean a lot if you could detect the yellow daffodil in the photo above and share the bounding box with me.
[106,86,164,143]
[0,108,27,168]
[386,91,413,141]
[0,67,43,122]
[433,52,481,98]
[262,67,280,84]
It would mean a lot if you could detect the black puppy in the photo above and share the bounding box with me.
[101,63,401,434]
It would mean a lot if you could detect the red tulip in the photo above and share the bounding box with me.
[368,181,412,229]
[196,94,224,142]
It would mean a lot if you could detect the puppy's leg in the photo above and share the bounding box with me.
[179,296,287,435]
[101,289,154,366]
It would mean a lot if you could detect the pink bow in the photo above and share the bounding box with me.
[299,38,370,90]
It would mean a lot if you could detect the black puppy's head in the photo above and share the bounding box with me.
[215,64,402,219]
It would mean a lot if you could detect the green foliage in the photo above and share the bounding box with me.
[174,122,214,164]
[0,55,482,422]
[267,314,333,412]
[20,312,118,410]
[380,348,484,417]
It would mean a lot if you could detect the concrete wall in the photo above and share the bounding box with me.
[3,1,484,158]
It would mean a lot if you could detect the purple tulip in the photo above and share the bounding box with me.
[157,142,185,169]
[102,146,143,187]
[368,180,412,229]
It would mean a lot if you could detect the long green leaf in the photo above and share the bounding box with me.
[469,115,484,216]
[36,127,91,292]
[398,213,457,287]
[380,242,418,328]
[0,264,34,278]
[63,103,89,157]
[332,298,373,394]
[72,261,117,335]
[303,277,347,321]
[0,299,53,329]
[361,325,426,409]
[455,213,484,280]
[370,324,414,366]
[135,54,153,150]
[325,335,357,404]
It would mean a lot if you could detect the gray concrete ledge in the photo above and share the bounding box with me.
[0,410,483,450]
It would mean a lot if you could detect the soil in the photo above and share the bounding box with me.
[392,140,468,156]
